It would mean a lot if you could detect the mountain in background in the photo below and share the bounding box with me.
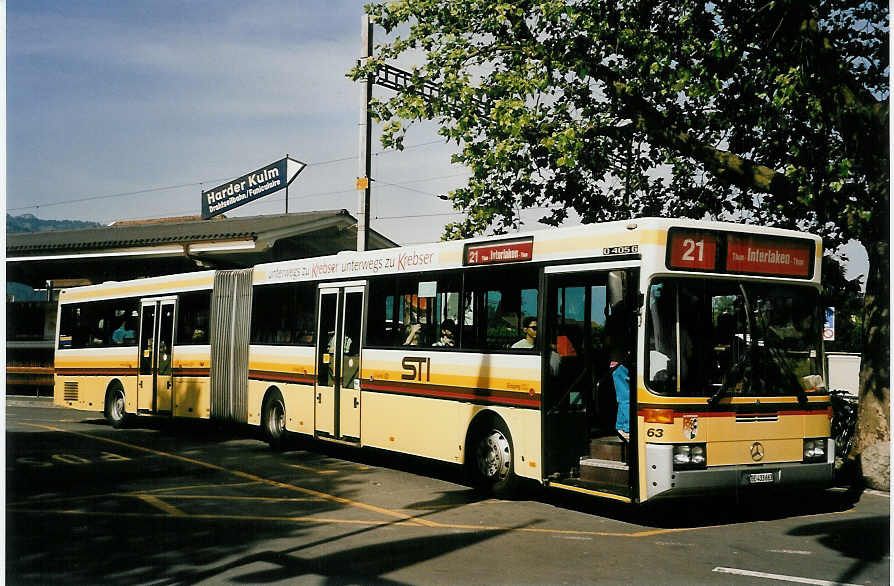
[7,213,102,233]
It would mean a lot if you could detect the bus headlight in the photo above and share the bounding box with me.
[803,438,827,463]
[673,444,707,470]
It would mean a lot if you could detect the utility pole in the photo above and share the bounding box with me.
[355,14,488,251]
[357,14,373,252]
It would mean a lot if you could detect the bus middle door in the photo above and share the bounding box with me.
[314,283,365,442]
[137,298,177,415]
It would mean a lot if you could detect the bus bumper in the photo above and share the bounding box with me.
[645,441,835,500]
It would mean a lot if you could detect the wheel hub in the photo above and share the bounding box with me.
[477,430,510,481]
[112,392,125,419]
[268,402,284,436]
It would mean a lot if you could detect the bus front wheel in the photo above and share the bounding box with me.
[104,386,128,429]
[471,418,517,498]
[262,390,287,450]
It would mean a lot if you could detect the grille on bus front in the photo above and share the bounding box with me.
[63,381,78,401]
[735,414,778,423]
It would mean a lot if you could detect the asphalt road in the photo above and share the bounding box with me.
[6,399,890,585]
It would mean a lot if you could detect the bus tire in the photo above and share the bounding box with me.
[262,389,287,450]
[470,416,518,498]
[104,385,128,429]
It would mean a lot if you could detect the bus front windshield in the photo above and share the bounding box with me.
[646,279,825,400]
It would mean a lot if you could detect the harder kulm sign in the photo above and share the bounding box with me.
[202,156,306,219]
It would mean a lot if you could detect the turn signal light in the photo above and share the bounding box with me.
[643,408,675,424]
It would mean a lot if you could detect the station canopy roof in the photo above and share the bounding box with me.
[7,210,397,288]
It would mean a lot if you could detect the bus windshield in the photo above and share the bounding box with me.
[646,278,825,399]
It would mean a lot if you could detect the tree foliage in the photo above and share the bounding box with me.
[350,0,889,486]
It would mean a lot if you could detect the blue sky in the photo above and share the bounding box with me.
[6,1,469,245]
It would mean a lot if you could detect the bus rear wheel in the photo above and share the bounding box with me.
[262,390,287,450]
[471,418,517,498]
[104,386,128,429]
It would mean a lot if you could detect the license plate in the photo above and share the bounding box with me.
[749,472,775,484]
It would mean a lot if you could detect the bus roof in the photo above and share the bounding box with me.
[59,218,822,302]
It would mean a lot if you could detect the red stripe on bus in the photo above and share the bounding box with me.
[637,409,830,418]
[362,380,541,408]
[55,368,137,376]
[55,368,210,377]
[249,370,315,385]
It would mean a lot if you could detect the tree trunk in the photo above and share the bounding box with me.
[854,237,890,490]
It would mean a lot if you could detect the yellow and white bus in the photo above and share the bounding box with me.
[54,217,834,503]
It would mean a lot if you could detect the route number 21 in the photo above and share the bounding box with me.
[681,238,705,262]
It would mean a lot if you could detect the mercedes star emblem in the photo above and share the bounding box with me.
[750,442,765,461]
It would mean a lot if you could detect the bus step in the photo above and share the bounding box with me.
[589,436,627,462]
[579,458,629,485]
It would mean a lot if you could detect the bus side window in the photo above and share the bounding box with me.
[249,283,314,346]
[58,305,80,349]
[367,273,461,349]
[462,267,539,351]
[177,291,211,345]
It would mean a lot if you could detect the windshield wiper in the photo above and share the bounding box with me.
[708,355,747,407]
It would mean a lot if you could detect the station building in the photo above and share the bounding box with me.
[6,210,397,394]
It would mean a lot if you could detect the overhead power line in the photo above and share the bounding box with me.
[375,211,463,220]
[8,139,456,213]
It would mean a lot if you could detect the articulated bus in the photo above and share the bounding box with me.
[54,218,834,503]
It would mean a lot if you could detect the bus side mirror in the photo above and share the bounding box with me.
[607,270,627,313]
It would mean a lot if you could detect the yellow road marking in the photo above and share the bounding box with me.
[141,494,327,503]
[5,506,719,538]
[285,463,339,475]
[549,482,632,503]
[9,508,420,527]
[139,481,263,494]
[137,495,187,516]
[22,423,440,528]
[18,423,851,540]
[9,492,324,508]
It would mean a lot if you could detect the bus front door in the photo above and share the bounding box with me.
[137,298,176,414]
[314,284,365,442]
[543,265,638,498]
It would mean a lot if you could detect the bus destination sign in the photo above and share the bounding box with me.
[667,227,814,278]
[668,230,718,271]
[464,237,534,266]
[726,234,812,277]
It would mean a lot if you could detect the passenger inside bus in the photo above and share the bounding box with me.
[432,319,456,347]
[158,340,171,376]
[604,313,630,441]
[403,323,423,345]
[112,321,135,344]
[511,316,537,349]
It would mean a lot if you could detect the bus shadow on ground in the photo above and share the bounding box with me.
[8,428,525,585]
[67,415,867,531]
[82,415,267,444]
[545,486,864,529]
[8,425,440,585]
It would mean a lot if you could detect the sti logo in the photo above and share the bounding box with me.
[401,357,431,382]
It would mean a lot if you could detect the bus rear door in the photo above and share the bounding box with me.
[137,297,177,415]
